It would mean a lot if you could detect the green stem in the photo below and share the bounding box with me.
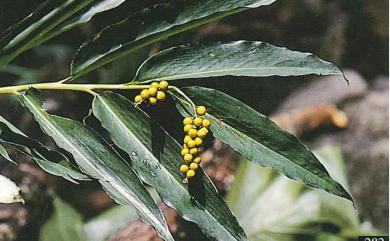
[168,86,197,116]
[0,82,151,95]
[0,82,197,116]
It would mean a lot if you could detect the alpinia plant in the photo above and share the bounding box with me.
[0,1,353,240]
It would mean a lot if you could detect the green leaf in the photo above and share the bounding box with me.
[0,115,89,182]
[0,0,93,67]
[226,146,360,241]
[0,114,24,135]
[70,0,278,78]
[92,92,248,241]
[0,0,126,68]
[30,0,127,50]
[226,160,276,220]
[0,144,14,164]
[40,194,86,241]
[18,89,173,241]
[84,205,138,241]
[177,87,352,201]
[135,41,342,82]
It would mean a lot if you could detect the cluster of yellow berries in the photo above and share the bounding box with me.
[134,81,169,105]
[179,106,211,182]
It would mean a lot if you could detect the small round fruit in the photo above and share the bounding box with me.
[189,163,199,170]
[197,129,207,138]
[156,91,166,101]
[149,97,157,105]
[140,89,150,98]
[196,106,207,115]
[179,164,189,173]
[193,117,203,126]
[148,87,158,96]
[183,143,188,149]
[134,95,143,103]
[184,135,191,144]
[186,170,195,178]
[194,137,203,146]
[187,140,196,148]
[183,124,193,133]
[188,128,197,138]
[183,117,193,125]
[202,119,211,128]
[151,82,159,89]
[184,154,193,162]
[200,127,209,134]
[181,148,189,156]
[193,156,201,164]
[159,81,169,90]
[189,148,198,155]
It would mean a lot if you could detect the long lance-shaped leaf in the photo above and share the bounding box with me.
[18,89,173,241]
[92,92,248,241]
[0,0,124,67]
[176,87,352,201]
[0,115,89,182]
[0,144,14,164]
[28,0,127,51]
[71,0,278,78]
[135,41,342,82]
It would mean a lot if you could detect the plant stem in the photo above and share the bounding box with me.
[0,82,151,95]
[168,86,197,116]
[0,82,197,115]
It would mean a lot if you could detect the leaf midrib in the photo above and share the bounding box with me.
[139,66,338,82]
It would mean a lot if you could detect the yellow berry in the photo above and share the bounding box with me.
[156,91,165,101]
[183,143,188,149]
[140,89,149,99]
[186,170,195,178]
[149,97,157,105]
[189,148,198,155]
[134,95,143,103]
[179,164,189,173]
[200,127,209,134]
[187,140,196,148]
[188,128,197,138]
[197,129,207,138]
[183,124,193,133]
[181,148,189,156]
[184,153,193,162]
[183,117,193,125]
[202,119,211,128]
[195,137,203,146]
[196,106,207,115]
[189,163,199,170]
[193,156,201,164]
[151,82,159,88]
[193,117,203,126]
[183,135,191,143]
[159,81,169,90]
[148,87,158,96]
